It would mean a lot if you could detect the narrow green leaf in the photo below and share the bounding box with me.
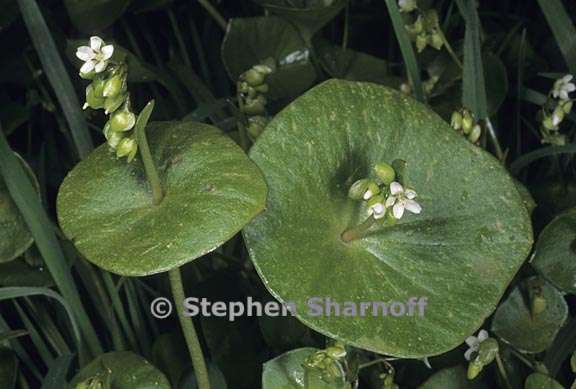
[13,301,54,367]
[0,330,28,344]
[536,0,576,74]
[0,287,81,350]
[510,144,576,175]
[0,316,43,381]
[0,126,101,356]
[384,0,424,101]
[456,0,488,118]
[17,0,93,159]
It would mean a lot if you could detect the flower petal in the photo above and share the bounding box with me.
[390,181,403,195]
[94,60,108,73]
[563,74,573,83]
[477,329,489,342]
[405,189,417,199]
[90,36,104,51]
[393,202,405,219]
[101,45,114,60]
[76,46,95,61]
[374,209,386,219]
[372,203,384,214]
[385,195,396,208]
[80,60,96,74]
[465,336,478,347]
[363,189,373,200]
[404,199,422,214]
[565,83,576,92]
[464,347,474,361]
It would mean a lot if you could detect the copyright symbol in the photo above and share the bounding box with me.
[150,297,173,319]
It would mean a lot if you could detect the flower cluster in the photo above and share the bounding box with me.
[303,344,348,384]
[348,161,422,222]
[237,59,275,142]
[450,107,482,144]
[539,74,574,145]
[464,329,499,380]
[76,36,138,161]
[401,1,444,53]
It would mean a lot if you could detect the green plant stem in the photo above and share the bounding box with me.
[134,101,163,205]
[341,216,376,242]
[198,0,227,31]
[495,353,513,389]
[484,119,505,162]
[236,92,250,151]
[168,268,211,389]
[439,30,463,69]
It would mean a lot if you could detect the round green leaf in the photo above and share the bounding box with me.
[524,373,564,389]
[252,0,348,42]
[0,154,38,263]
[418,365,488,389]
[222,16,316,100]
[57,121,267,276]
[491,277,568,353]
[69,351,170,388]
[244,80,533,357]
[0,347,18,389]
[64,0,131,32]
[262,347,351,389]
[532,208,576,294]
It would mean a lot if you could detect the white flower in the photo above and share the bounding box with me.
[552,75,575,101]
[384,182,422,220]
[363,189,374,200]
[464,329,489,361]
[76,36,114,74]
[367,200,386,219]
[398,0,417,12]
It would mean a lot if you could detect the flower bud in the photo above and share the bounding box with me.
[561,100,573,114]
[75,377,104,389]
[416,34,428,52]
[116,137,138,161]
[542,116,557,130]
[254,83,270,94]
[110,107,136,132]
[374,162,396,184]
[552,106,565,126]
[400,82,412,95]
[325,346,346,359]
[531,295,547,318]
[104,93,128,115]
[242,95,267,115]
[247,116,268,141]
[451,111,463,130]
[462,112,474,134]
[244,69,266,87]
[398,0,417,13]
[348,179,371,200]
[103,73,126,98]
[84,84,106,110]
[467,359,484,380]
[468,124,482,143]
[429,32,444,50]
[103,121,123,149]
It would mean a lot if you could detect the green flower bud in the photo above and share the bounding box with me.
[253,63,274,75]
[104,92,128,115]
[416,34,428,52]
[367,193,385,209]
[400,82,412,95]
[542,116,557,130]
[531,295,547,318]
[462,112,474,134]
[242,95,267,115]
[467,358,484,380]
[103,121,123,149]
[451,111,463,130]
[103,73,125,98]
[348,179,370,200]
[84,84,106,110]
[374,162,396,184]
[325,346,346,359]
[412,16,424,34]
[244,68,266,87]
[75,377,104,389]
[477,338,499,365]
[247,115,268,141]
[468,124,482,143]
[110,107,136,132]
[116,137,138,161]
[561,99,573,114]
[429,32,444,50]
[254,83,270,94]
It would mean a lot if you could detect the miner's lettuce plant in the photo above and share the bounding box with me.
[0,0,575,388]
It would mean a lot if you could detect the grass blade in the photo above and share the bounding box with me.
[456,0,488,119]
[510,144,576,175]
[0,125,102,357]
[536,0,576,74]
[384,0,424,101]
[16,0,93,159]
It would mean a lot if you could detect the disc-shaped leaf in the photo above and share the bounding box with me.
[491,277,568,353]
[531,208,576,294]
[64,0,131,32]
[262,348,351,389]
[418,366,488,389]
[524,373,564,389]
[69,351,170,388]
[222,16,316,100]
[252,0,348,42]
[0,154,38,263]
[57,121,267,276]
[244,80,532,357]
